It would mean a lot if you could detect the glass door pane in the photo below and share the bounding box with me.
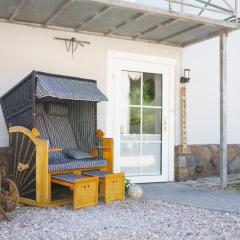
[142,143,161,175]
[143,73,162,106]
[120,70,162,177]
[142,108,162,141]
[120,107,141,141]
[120,71,141,106]
[120,142,141,176]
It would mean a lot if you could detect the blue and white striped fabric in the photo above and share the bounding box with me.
[64,148,92,160]
[51,174,86,184]
[49,151,66,161]
[49,158,108,172]
[35,103,51,143]
[36,74,108,102]
[35,102,109,173]
[46,103,69,115]
[68,101,96,152]
[45,103,78,149]
[48,150,108,172]
[83,170,112,179]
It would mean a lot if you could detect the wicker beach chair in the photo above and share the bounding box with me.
[0,71,114,208]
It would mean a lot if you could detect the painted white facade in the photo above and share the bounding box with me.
[0,22,181,147]
[182,30,240,145]
[1,21,239,150]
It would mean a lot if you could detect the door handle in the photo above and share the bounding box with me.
[163,117,167,133]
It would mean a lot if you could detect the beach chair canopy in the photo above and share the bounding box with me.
[1,71,107,127]
[36,74,108,102]
[1,71,108,153]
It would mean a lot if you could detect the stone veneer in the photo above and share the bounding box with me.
[175,144,240,181]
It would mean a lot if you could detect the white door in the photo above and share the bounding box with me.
[108,53,175,183]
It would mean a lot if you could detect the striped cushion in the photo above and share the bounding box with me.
[51,174,86,184]
[68,101,97,152]
[46,103,69,115]
[49,158,108,172]
[83,170,112,179]
[49,151,66,161]
[35,103,50,142]
[64,148,92,160]
[45,102,78,149]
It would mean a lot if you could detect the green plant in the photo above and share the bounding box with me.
[231,181,240,190]
[125,179,134,191]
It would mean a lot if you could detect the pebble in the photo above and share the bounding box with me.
[185,173,240,191]
[0,198,240,240]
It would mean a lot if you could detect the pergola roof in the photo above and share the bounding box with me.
[0,0,240,47]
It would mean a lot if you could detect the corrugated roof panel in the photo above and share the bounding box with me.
[143,20,197,42]
[15,0,65,24]
[0,0,19,19]
[85,8,141,34]
[115,15,172,37]
[168,25,225,46]
[51,1,103,28]
[0,0,238,47]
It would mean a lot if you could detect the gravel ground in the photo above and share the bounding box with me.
[1,198,240,240]
[185,174,240,191]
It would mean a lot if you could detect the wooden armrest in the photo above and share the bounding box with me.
[49,148,63,152]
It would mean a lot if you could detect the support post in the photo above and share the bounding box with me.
[220,32,228,188]
[236,0,239,21]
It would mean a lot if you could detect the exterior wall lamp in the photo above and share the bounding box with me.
[180,69,190,83]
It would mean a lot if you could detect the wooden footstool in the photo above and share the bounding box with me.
[82,171,125,203]
[51,174,99,210]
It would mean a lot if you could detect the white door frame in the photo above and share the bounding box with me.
[107,51,176,182]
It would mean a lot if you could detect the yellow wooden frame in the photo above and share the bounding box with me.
[9,126,114,208]
[52,176,99,210]
[9,126,49,208]
[103,173,125,203]
[83,172,125,203]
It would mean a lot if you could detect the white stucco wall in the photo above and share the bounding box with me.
[0,22,181,147]
[2,21,238,148]
[182,30,240,145]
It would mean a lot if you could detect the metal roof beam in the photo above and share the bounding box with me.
[105,12,148,36]
[162,0,233,15]
[192,0,233,13]
[236,0,240,19]
[133,18,180,40]
[222,0,234,11]
[9,0,27,21]
[76,6,113,31]
[158,24,205,43]
[44,0,73,27]
[198,0,212,16]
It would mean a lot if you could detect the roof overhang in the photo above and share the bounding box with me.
[0,0,239,47]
